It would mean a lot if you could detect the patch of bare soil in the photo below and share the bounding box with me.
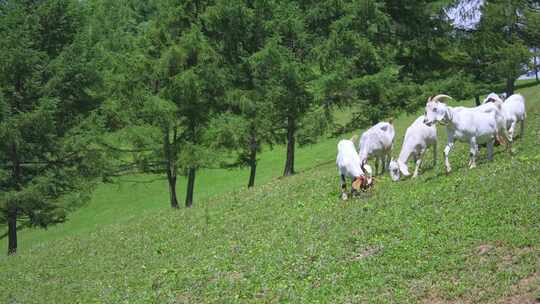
[475,244,494,256]
[497,272,540,304]
[350,245,383,261]
[420,245,538,304]
[420,292,471,304]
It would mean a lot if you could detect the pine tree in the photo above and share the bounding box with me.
[203,0,274,188]
[522,3,540,82]
[99,0,226,208]
[458,0,536,95]
[248,2,319,177]
[0,0,105,255]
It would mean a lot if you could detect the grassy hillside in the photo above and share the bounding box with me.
[5,80,536,253]
[1,83,539,303]
[3,110,352,252]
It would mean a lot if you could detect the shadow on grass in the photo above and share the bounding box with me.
[422,171,449,183]
[515,80,540,91]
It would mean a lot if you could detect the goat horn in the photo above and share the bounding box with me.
[431,94,452,103]
[427,95,433,102]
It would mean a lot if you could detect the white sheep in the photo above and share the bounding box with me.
[483,93,526,141]
[423,94,502,173]
[336,139,373,200]
[389,115,437,181]
[357,121,395,175]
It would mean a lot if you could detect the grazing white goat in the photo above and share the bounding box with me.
[483,93,526,141]
[336,139,373,200]
[357,121,395,175]
[423,94,503,173]
[389,115,437,181]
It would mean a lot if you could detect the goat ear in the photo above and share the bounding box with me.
[363,164,372,175]
[427,96,433,103]
[360,160,368,173]
[431,94,452,103]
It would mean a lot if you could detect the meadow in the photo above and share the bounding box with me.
[1,83,539,303]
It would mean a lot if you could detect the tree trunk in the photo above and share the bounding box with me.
[534,52,539,83]
[8,143,21,255]
[10,143,21,189]
[475,95,480,106]
[283,116,296,176]
[163,128,179,209]
[7,210,17,255]
[248,147,257,188]
[185,167,196,208]
[167,171,178,209]
[506,77,514,96]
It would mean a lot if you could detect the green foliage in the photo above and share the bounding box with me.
[454,0,540,94]
[92,0,230,206]
[0,0,107,253]
[83,0,540,199]
[296,105,333,145]
[201,0,274,178]
[249,35,314,136]
[523,6,540,50]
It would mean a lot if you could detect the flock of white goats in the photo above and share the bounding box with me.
[336,92,526,200]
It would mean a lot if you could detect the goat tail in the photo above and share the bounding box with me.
[350,134,359,144]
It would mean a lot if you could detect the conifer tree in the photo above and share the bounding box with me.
[0,0,105,255]
[100,0,226,208]
[203,0,274,187]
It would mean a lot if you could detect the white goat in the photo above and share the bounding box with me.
[357,122,395,175]
[483,93,526,141]
[336,139,373,200]
[483,92,507,102]
[423,94,502,173]
[389,115,437,181]
[474,98,509,146]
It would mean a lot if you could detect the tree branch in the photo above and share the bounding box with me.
[99,142,155,153]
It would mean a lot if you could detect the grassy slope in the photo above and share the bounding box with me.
[4,113,351,252]
[1,83,539,303]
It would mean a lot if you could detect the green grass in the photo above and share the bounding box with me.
[1,83,539,303]
[2,84,361,253]
[3,119,347,252]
